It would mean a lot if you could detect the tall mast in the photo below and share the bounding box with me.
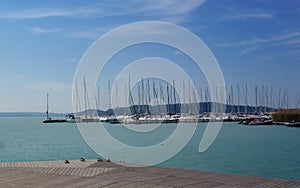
[147,79,151,115]
[128,75,136,115]
[141,78,144,115]
[83,76,90,118]
[231,85,234,113]
[188,80,191,114]
[108,80,111,116]
[125,81,127,115]
[75,79,81,116]
[173,80,176,114]
[255,85,258,113]
[84,77,87,117]
[266,86,270,112]
[152,80,158,115]
[115,81,119,108]
[159,82,164,114]
[205,86,209,113]
[270,86,273,111]
[46,93,49,120]
[98,86,100,111]
[138,82,141,115]
[237,84,240,114]
[199,87,202,113]
[244,85,248,114]
[167,84,170,116]
[182,80,186,114]
[278,87,282,109]
[285,87,289,109]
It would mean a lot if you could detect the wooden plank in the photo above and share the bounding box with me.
[0,160,96,168]
[0,160,299,187]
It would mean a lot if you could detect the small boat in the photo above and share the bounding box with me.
[65,114,76,123]
[285,121,300,127]
[240,118,273,126]
[43,93,68,123]
[43,118,66,123]
[109,117,121,124]
[248,119,273,126]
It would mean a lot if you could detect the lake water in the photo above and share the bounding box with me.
[0,116,299,181]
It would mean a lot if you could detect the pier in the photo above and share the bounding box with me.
[0,160,299,187]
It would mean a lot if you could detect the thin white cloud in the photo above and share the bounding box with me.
[217,32,300,48]
[67,21,183,40]
[31,27,60,35]
[227,12,273,20]
[1,9,76,19]
[285,38,300,46]
[258,48,300,61]
[133,0,206,15]
[0,6,114,19]
[240,46,260,54]
[0,1,206,24]
[0,1,207,39]
[131,0,207,24]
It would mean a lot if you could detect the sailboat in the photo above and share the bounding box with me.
[43,93,67,123]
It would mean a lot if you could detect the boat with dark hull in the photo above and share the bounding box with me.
[43,119,67,123]
[43,93,72,123]
[239,118,273,126]
[285,121,300,127]
[248,119,273,126]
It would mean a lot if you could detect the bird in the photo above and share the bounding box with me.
[80,157,86,162]
[97,157,103,162]
[65,159,70,164]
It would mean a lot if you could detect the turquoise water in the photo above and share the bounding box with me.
[0,117,299,181]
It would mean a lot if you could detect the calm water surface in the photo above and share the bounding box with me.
[0,117,299,181]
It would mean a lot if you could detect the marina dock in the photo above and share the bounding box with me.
[0,160,299,187]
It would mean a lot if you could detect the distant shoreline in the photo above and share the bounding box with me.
[0,112,46,117]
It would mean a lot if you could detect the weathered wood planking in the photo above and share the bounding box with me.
[0,160,299,187]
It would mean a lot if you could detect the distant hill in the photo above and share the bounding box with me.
[0,102,276,117]
[0,112,46,117]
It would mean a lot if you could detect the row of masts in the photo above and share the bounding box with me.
[74,76,298,118]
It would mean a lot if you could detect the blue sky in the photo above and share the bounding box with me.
[0,0,299,112]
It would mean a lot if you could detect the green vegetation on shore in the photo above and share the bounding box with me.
[273,109,300,122]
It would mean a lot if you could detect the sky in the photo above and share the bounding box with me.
[0,0,299,112]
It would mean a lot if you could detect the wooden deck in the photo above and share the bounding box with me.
[0,160,299,187]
